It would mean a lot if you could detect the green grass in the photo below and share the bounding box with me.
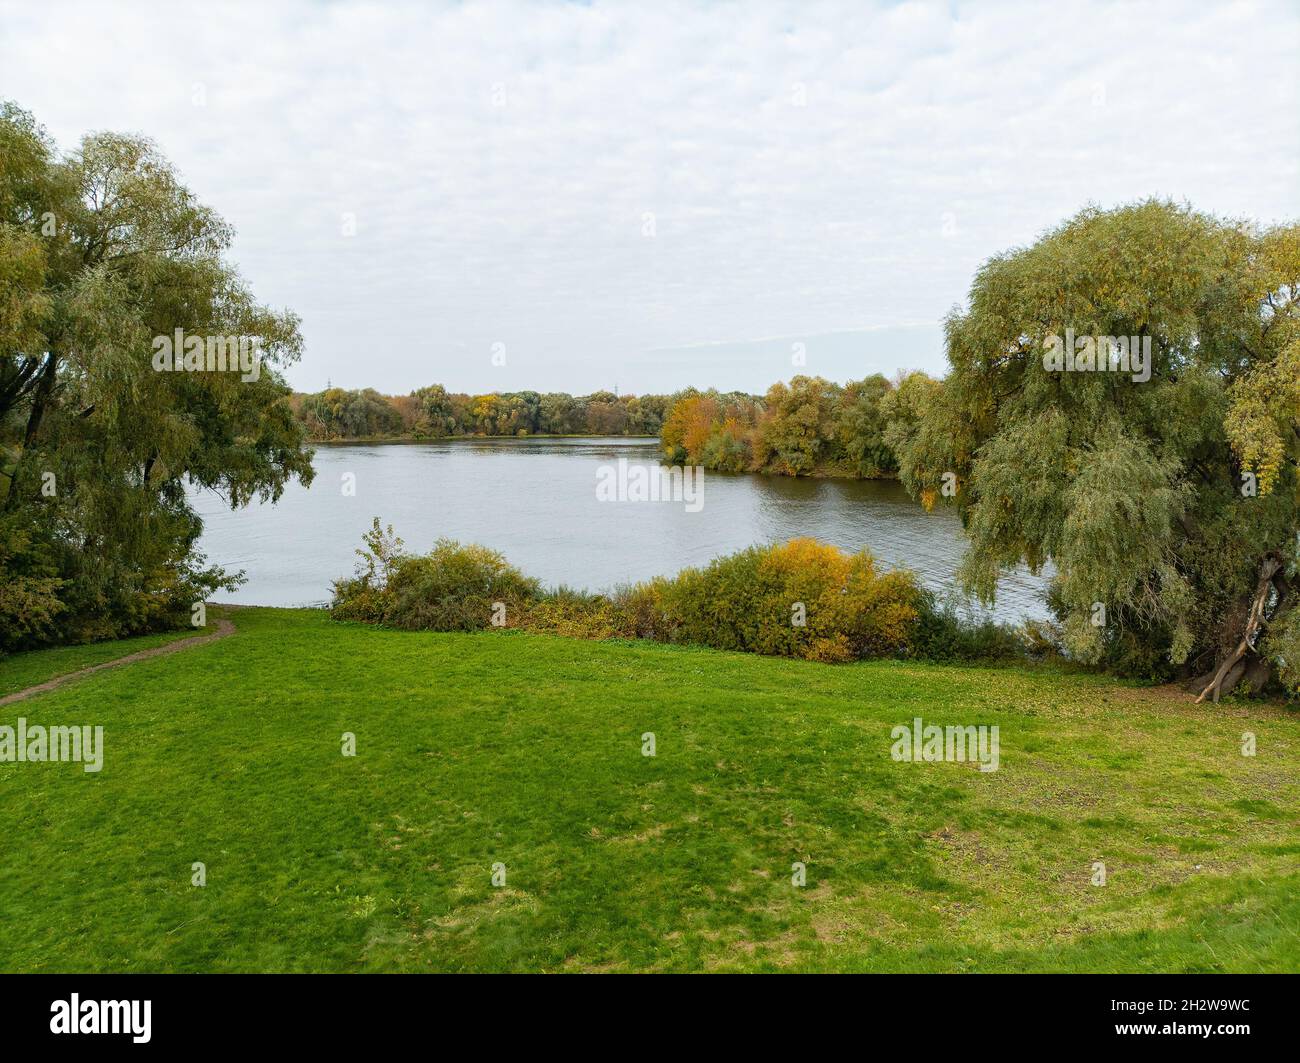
[0,625,209,698]
[0,606,1297,972]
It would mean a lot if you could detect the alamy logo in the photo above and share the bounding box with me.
[152,329,262,382]
[0,718,103,772]
[890,717,1000,772]
[1042,328,1151,382]
[50,995,151,1042]
[596,458,704,512]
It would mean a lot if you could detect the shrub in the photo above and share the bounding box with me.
[607,579,674,640]
[330,525,1039,667]
[331,520,539,631]
[514,583,677,642]
[330,519,406,624]
[660,538,922,662]
[909,593,1027,663]
[0,517,66,654]
[383,543,538,631]
[520,586,625,640]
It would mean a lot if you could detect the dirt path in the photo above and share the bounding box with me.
[0,618,236,707]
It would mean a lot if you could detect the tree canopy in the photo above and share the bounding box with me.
[291,384,671,441]
[889,200,1300,698]
[659,375,913,479]
[0,101,313,649]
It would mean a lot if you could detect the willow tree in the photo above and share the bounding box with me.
[0,102,313,648]
[891,201,1300,699]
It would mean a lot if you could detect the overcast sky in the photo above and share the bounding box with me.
[2,0,1297,395]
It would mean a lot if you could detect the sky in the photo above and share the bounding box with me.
[2,0,1298,396]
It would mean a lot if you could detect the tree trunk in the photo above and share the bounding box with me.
[1240,656,1273,693]
[1,351,59,513]
[1195,553,1284,703]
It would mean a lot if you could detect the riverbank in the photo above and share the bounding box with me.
[1,606,1295,972]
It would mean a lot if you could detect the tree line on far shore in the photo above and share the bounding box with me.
[659,373,935,479]
[290,386,674,440]
[289,373,939,486]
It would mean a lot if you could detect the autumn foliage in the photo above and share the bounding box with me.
[332,523,924,663]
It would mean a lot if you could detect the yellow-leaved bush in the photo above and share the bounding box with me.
[654,538,921,662]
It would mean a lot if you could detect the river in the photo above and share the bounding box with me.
[191,436,1050,622]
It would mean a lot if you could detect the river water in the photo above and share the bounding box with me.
[191,437,1049,621]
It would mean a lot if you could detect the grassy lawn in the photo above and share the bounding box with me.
[0,606,1296,973]
[0,625,209,698]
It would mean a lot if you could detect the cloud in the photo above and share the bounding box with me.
[2,0,1296,394]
